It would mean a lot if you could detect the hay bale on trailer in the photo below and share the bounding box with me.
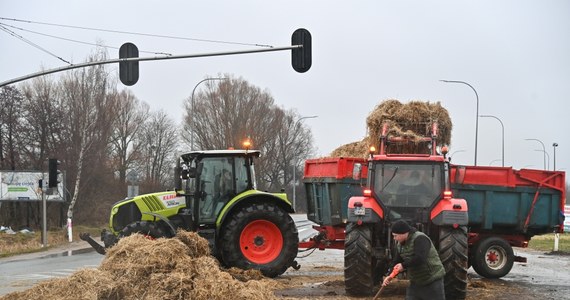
[331,99,452,157]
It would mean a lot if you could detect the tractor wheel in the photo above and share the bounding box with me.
[472,237,514,278]
[439,226,468,300]
[119,221,169,239]
[344,223,376,296]
[220,202,298,278]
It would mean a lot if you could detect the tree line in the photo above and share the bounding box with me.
[0,49,315,229]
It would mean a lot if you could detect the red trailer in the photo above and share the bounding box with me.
[302,127,565,299]
[302,157,566,280]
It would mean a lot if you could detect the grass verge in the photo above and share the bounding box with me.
[527,233,570,253]
[0,225,102,258]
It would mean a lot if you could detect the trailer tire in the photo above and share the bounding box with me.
[220,202,298,278]
[118,221,169,239]
[472,237,514,278]
[344,223,377,296]
[439,226,468,300]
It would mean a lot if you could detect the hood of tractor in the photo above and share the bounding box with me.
[109,191,186,234]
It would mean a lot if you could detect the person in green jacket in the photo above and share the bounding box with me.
[382,220,446,300]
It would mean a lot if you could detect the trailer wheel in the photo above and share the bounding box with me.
[344,223,377,296]
[439,226,468,300]
[472,237,514,278]
[220,202,298,278]
[119,221,169,239]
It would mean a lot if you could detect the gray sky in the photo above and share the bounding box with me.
[1,1,569,174]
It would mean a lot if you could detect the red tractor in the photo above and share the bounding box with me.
[343,123,468,299]
[302,123,469,299]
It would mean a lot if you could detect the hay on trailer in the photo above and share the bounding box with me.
[331,99,452,157]
[329,137,370,159]
[0,230,278,300]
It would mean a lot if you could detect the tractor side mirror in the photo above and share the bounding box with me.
[187,167,197,178]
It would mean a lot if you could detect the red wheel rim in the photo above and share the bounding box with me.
[240,220,283,264]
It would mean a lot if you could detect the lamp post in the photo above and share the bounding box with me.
[292,115,318,211]
[440,80,479,166]
[190,77,227,150]
[553,143,558,171]
[525,138,546,170]
[489,159,502,166]
[534,150,550,170]
[449,149,466,162]
[480,115,504,167]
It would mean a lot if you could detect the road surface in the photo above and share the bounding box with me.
[1,215,569,299]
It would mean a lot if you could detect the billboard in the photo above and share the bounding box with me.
[0,171,64,202]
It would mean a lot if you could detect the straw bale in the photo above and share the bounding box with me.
[0,230,278,300]
[331,99,452,157]
[329,137,370,159]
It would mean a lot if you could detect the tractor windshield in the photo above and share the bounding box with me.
[373,162,443,208]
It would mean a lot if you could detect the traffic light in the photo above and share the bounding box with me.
[119,42,139,86]
[48,158,60,188]
[291,28,312,73]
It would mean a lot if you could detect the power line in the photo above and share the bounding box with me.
[0,17,274,48]
[0,22,172,56]
[0,24,72,65]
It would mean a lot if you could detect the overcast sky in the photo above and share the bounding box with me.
[1,1,569,174]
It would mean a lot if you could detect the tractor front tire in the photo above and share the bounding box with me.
[439,226,468,300]
[220,202,298,278]
[119,221,169,239]
[344,223,376,296]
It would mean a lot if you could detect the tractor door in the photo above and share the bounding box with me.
[197,156,250,223]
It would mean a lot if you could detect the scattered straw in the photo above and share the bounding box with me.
[0,230,278,300]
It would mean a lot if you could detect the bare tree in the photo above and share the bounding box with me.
[0,86,24,170]
[20,75,65,170]
[109,89,150,183]
[135,110,178,191]
[182,74,315,192]
[59,50,116,221]
[271,109,315,190]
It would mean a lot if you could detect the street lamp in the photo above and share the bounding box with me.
[190,77,227,150]
[534,150,550,170]
[480,115,504,167]
[553,143,558,171]
[449,149,466,162]
[489,159,502,166]
[292,115,318,211]
[525,138,546,170]
[440,80,479,166]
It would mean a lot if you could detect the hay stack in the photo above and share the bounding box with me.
[1,231,277,300]
[331,99,452,157]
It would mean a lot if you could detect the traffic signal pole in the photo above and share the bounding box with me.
[41,179,47,247]
[0,44,306,88]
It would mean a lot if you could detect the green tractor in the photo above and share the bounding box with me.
[80,149,299,277]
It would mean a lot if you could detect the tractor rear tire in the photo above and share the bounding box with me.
[119,221,169,239]
[220,202,298,278]
[344,223,376,296]
[472,237,514,278]
[439,226,468,300]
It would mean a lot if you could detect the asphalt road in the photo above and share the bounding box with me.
[1,215,570,299]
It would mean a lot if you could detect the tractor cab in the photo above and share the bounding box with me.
[177,150,260,229]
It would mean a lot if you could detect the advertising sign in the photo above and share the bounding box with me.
[0,171,64,202]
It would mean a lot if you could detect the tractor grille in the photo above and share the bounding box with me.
[140,195,164,212]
